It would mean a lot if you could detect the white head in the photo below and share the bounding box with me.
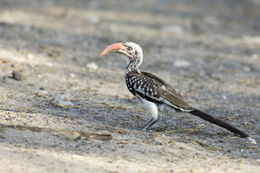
[99,42,143,71]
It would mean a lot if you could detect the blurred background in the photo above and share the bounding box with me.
[0,0,260,172]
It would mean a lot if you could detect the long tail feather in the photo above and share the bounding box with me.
[190,109,248,138]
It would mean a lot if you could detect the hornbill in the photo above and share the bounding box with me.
[98,42,256,144]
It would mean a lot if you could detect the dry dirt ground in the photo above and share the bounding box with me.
[0,0,260,172]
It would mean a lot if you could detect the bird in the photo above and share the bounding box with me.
[98,42,256,144]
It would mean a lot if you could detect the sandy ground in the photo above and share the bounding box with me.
[0,0,260,172]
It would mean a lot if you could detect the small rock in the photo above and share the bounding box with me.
[114,128,126,134]
[47,49,61,58]
[251,54,258,60]
[86,62,98,70]
[173,60,191,67]
[69,73,76,78]
[35,90,48,97]
[204,16,219,26]
[51,94,74,108]
[88,16,100,24]
[0,58,9,64]
[11,70,26,81]
[246,137,257,145]
[27,54,34,59]
[66,132,81,141]
[243,66,251,72]
[45,62,53,67]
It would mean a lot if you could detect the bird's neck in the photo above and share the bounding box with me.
[126,62,139,73]
[125,55,143,74]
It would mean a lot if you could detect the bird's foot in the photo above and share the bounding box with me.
[141,127,147,131]
[137,127,146,131]
[140,117,158,131]
[138,126,147,131]
[137,126,152,132]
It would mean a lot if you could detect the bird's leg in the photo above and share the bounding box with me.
[140,100,160,131]
[141,117,157,131]
[141,112,162,131]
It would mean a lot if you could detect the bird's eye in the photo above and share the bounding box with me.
[127,47,133,51]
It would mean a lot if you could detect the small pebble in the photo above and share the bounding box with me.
[246,137,257,145]
[45,62,53,67]
[27,54,34,59]
[11,70,25,81]
[173,60,191,67]
[88,16,100,24]
[70,73,76,78]
[35,90,48,97]
[51,94,74,108]
[86,62,98,70]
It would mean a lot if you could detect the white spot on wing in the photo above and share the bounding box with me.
[161,85,166,90]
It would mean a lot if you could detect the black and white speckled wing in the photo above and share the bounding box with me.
[125,71,193,111]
